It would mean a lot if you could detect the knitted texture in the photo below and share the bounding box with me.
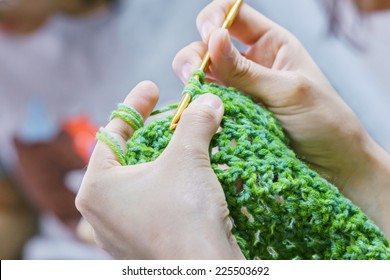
[100,71,390,259]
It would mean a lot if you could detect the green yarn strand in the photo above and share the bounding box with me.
[151,103,178,116]
[110,103,144,131]
[96,127,127,165]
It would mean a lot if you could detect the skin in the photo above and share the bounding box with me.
[76,82,244,259]
[77,0,390,258]
[173,0,390,238]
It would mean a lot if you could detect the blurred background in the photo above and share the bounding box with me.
[1,0,389,259]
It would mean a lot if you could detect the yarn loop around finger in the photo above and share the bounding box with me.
[110,103,144,132]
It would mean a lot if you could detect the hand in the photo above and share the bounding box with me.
[173,0,390,238]
[76,81,244,259]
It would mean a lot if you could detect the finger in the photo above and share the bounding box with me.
[172,41,207,84]
[197,0,279,45]
[208,28,299,107]
[173,28,300,109]
[172,41,222,84]
[92,81,159,166]
[106,81,159,140]
[164,94,224,161]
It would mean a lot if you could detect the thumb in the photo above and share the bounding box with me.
[165,94,224,160]
[208,28,296,107]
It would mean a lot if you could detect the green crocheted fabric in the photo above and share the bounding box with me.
[100,71,390,260]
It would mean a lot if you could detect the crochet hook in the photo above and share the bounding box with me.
[169,0,244,131]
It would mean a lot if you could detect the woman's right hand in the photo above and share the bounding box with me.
[173,0,390,237]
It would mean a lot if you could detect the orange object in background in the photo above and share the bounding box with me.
[62,116,98,164]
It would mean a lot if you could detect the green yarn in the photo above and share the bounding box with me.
[110,103,144,131]
[96,102,144,166]
[96,127,127,166]
[102,71,390,260]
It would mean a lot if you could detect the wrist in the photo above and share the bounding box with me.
[338,132,390,238]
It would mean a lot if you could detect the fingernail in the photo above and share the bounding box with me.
[194,94,222,110]
[181,63,194,82]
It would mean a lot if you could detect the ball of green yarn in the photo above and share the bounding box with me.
[119,71,390,260]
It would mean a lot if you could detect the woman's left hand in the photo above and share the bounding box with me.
[76,81,244,259]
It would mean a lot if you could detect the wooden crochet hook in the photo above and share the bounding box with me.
[169,0,244,131]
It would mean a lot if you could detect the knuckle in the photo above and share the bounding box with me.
[232,57,250,79]
[294,75,311,96]
[231,57,257,86]
[75,192,88,216]
[294,74,312,93]
[115,123,133,142]
[288,73,313,102]
[75,176,97,215]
